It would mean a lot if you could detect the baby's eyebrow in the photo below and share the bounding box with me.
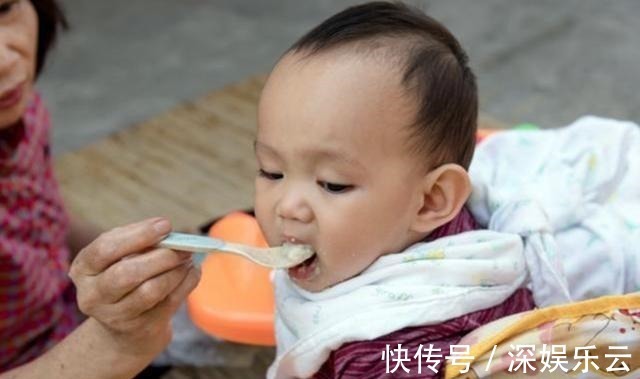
[254,140,366,171]
[309,148,366,171]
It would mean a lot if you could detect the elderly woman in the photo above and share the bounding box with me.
[0,1,199,377]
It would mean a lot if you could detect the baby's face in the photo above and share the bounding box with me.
[0,0,37,129]
[255,51,428,292]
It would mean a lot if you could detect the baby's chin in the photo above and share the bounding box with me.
[291,276,336,293]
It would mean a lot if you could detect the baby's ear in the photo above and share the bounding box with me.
[410,164,471,234]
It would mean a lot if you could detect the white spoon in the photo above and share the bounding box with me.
[158,232,314,269]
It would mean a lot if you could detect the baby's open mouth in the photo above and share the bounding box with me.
[287,251,319,281]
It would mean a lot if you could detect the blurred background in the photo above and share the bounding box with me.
[40,0,640,155]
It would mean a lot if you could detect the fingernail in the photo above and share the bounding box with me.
[153,219,171,235]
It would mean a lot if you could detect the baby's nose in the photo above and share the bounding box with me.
[276,189,313,223]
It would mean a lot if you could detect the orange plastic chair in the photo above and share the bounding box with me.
[187,128,512,346]
[187,211,276,346]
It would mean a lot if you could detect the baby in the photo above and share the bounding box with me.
[253,2,535,378]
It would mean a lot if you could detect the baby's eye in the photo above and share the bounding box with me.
[318,181,353,194]
[258,169,283,180]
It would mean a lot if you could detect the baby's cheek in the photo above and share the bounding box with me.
[335,244,376,278]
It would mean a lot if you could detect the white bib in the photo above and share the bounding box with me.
[268,230,527,379]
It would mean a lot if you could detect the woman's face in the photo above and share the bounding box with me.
[0,0,37,130]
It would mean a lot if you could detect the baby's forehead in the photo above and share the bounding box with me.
[265,48,416,115]
[265,53,414,114]
[259,44,430,164]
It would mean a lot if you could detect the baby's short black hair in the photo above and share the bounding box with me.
[30,0,68,77]
[287,1,477,169]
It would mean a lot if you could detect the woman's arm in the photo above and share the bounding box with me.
[1,318,158,379]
